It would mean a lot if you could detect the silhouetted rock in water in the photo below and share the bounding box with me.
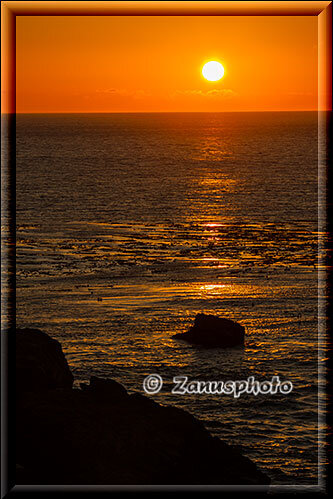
[16,328,74,394]
[16,328,268,486]
[172,313,245,348]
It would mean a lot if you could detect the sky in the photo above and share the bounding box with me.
[16,15,318,112]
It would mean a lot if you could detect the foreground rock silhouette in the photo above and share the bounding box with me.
[16,328,74,394]
[172,313,245,347]
[16,328,269,486]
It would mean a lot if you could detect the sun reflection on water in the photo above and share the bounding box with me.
[192,134,233,162]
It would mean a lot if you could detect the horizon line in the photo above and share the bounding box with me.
[4,109,323,115]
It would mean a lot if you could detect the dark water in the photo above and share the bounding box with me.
[15,112,324,485]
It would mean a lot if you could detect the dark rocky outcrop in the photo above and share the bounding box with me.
[16,328,268,486]
[16,328,74,394]
[172,313,245,348]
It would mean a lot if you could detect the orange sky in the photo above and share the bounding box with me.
[16,15,318,112]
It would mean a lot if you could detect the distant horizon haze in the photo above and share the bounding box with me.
[8,110,320,115]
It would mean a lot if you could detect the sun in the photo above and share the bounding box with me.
[202,61,224,82]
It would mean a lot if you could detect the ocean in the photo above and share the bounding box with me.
[15,111,324,485]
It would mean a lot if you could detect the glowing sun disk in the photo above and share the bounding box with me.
[202,61,224,81]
